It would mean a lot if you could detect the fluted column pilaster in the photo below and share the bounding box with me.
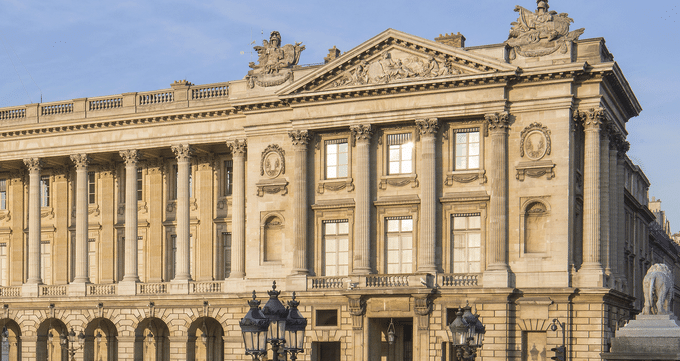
[483,113,510,288]
[600,131,611,284]
[228,140,247,278]
[416,118,439,274]
[289,130,311,275]
[616,140,630,291]
[120,150,140,283]
[71,154,90,284]
[172,144,192,281]
[350,125,373,274]
[24,158,42,284]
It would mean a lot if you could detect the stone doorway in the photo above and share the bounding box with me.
[368,318,413,361]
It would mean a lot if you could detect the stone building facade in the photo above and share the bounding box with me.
[0,1,669,360]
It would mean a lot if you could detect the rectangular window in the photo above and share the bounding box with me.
[189,168,193,198]
[88,238,97,282]
[0,179,6,210]
[454,129,480,170]
[0,243,7,287]
[386,217,413,274]
[40,176,50,207]
[223,232,232,276]
[325,139,348,179]
[387,133,413,175]
[452,214,481,273]
[137,168,143,201]
[324,221,349,276]
[224,160,233,196]
[88,172,96,204]
[40,240,51,284]
[171,165,178,200]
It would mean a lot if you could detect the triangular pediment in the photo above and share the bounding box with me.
[279,29,516,95]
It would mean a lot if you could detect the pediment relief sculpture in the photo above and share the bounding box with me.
[330,51,459,89]
[505,0,585,58]
[247,31,306,89]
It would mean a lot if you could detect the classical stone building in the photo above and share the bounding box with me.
[0,1,670,360]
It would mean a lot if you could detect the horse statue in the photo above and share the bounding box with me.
[642,263,674,315]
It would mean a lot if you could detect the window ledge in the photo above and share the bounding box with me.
[515,160,555,181]
[379,174,418,190]
[445,169,486,185]
[318,177,354,194]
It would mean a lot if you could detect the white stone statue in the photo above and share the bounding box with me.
[642,263,674,315]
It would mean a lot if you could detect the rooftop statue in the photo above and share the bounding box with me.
[247,31,305,88]
[505,0,585,58]
[642,263,674,315]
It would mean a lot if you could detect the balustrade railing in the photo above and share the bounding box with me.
[41,103,73,116]
[40,285,67,296]
[137,282,168,295]
[365,274,410,288]
[439,273,479,287]
[89,97,123,111]
[0,287,21,297]
[309,276,345,289]
[190,281,222,294]
[0,108,25,121]
[139,91,174,105]
[88,283,117,295]
[192,84,228,100]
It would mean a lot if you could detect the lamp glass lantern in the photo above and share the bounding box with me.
[449,309,469,346]
[239,291,270,356]
[261,281,288,343]
[283,292,308,353]
[387,319,397,345]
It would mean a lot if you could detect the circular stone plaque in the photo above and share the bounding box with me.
[524,130,548,160]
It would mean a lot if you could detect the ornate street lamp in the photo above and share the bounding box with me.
[239,282,308,361]
[448,304,485,361]
[386,319,397,345]
[60,327,85,361]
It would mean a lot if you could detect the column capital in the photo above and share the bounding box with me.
[119,150,140,166]
[171,144,193,162]
[70,154,90,169]
[485,112,509,132]
[575,108,606,131]
[23,158,42,172]
[227,139,247,156]
[350,124,373,143]
[415,118,440,136]
[288,130,311,146]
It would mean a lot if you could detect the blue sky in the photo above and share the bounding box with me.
[1,0,678,228]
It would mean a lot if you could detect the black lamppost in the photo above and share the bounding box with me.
[60,327,85,361]
[448,304,485,361]
[239,281,308,361]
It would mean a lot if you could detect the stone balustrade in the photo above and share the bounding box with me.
[0,80,231,126]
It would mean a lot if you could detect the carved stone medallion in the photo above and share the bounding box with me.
[520,123,551,160]
[260,145,285,179]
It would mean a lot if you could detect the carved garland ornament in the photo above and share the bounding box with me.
[520,123,551,160]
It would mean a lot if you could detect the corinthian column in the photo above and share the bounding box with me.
[350,125,373,274]
[289,130,311,275]
[171,144,192,281]
[578,108,605,287]
[71,154,90,284]
[228,140,246,278]
[483,112,510,288]
[416,118,439,274]
[24,158,42,284]
[120,150,140,283]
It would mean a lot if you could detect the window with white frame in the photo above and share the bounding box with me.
[385,217,413,274]
[88,172,96,204]
[0,243,7,287]
[0,179,6,210]
[452,214,481,273]
[325,139,349,179]
[387,133,413,175]
[323,220,349,276]
[40,176,50,207]
[454,129,480,170]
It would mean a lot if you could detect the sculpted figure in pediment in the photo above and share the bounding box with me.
[332,51,455,89]
[247,31,305,88]
[505,0,585,58]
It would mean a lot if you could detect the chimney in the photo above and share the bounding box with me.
[435,32,466,48]
[324,46,341,64]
